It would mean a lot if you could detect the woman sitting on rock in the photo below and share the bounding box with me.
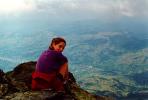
[32,37,69,92]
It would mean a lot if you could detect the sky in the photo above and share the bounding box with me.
[0,0,148,21]
[0,0,148,36]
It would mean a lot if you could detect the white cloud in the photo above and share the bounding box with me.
[31,0,148,18]
[0,0,148,18]
[117,0,148,17]
[0,0,35,14]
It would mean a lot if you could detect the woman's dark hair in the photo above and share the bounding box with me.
[49,37,66,50]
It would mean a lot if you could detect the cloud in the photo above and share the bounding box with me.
[31,0,110,16]
[0,0,35,14]
[117,0,148,17]
[30,0,148,19]
[0,0,148,19]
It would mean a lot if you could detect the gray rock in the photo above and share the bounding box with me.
[0,61,114,100]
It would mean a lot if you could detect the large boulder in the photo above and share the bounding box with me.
[6,61,36,90]
[0,61,114,100]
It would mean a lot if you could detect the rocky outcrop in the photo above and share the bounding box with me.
[0,61,114,100]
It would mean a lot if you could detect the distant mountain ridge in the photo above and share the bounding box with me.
[65,31,148,99]
[0,25,147,99]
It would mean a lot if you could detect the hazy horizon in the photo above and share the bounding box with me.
[0,0,148,99]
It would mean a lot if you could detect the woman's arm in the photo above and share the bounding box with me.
[59,62,69,80]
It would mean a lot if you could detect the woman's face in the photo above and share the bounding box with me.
[52,42,66,52]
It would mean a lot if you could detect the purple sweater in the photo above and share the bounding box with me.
[36,49,68,73]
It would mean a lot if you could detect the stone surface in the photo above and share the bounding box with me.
[0,61,114,100]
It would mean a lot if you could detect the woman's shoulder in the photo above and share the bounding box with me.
[45,49,64,57]
[46,49,68,62]
[46,49,61,54]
